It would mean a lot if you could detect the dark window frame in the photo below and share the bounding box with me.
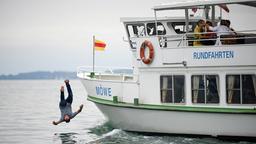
[160,75,185,104]
[226,74,256,104]
[146,22,166,36]
[170,22,197,34]
[191,75,220,104]
[126,23,146,38]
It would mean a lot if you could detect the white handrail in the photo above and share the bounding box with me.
[77,66,133,75]
[160,29,256,47]
[77,66,139,83]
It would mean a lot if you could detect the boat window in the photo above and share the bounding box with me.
[192,75,219,104]
[226,74,256,104]
[170,22,196,34]
[146,22,166,36]
[126,24,146,37]
[160,75,185,103]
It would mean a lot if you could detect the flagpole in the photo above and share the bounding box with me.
[93,35,95,73]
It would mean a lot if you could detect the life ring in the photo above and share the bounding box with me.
[140,40,154,64]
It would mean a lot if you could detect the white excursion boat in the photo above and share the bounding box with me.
[78,0,256,138]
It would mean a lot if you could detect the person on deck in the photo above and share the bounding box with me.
[52,80,83,125]
[193,19,206,46]
[208,20,236,45]
[225,20,237,35]
[208,19,236,36]
[201,21,216,45]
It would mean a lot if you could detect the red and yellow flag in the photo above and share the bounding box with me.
[94,40,106,51]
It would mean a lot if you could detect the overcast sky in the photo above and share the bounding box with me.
[0,0,255,75]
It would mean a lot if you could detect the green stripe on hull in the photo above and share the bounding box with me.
[87,96,256,114]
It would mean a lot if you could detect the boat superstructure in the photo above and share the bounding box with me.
[78,0,256,137]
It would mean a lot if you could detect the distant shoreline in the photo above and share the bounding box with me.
[0,71,77,80]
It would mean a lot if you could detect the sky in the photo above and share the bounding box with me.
[0,0,255,75]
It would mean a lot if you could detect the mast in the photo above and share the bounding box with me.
[93,35,95,72]
[211,5,216,25]
[185,8,189,33]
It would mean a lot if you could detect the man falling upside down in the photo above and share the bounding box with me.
[52,80,83,125]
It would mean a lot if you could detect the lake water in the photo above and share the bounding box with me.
[0,80,255,144]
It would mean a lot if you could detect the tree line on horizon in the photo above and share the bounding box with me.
[0,71,77,80]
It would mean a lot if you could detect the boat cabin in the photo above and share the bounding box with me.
[119,0,256,106]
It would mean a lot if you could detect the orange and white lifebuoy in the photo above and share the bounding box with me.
[140,40,154,64]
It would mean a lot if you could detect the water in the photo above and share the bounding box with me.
[0,80,255,144]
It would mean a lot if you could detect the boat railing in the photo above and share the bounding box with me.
[77,66,136,82]
[159,29,256,48]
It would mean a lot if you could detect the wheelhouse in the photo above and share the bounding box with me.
[122,0,256,51]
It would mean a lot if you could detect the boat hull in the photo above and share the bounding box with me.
[78,73,256,137]
[92,100,256,137]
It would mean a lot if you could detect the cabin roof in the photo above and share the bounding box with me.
[153,0,256,11]
[120,16,202,23]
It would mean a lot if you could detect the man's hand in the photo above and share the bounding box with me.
[52,121,58,125]
[52,120,64,125]
[78,104,84,113]
[71,104,84,119]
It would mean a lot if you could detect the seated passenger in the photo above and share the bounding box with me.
[201,21,216,45]
[208,19,236,45]
[223,20,238,44]
[226,20,237,35]
[193,19,206,46]
[209,20,235,36]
